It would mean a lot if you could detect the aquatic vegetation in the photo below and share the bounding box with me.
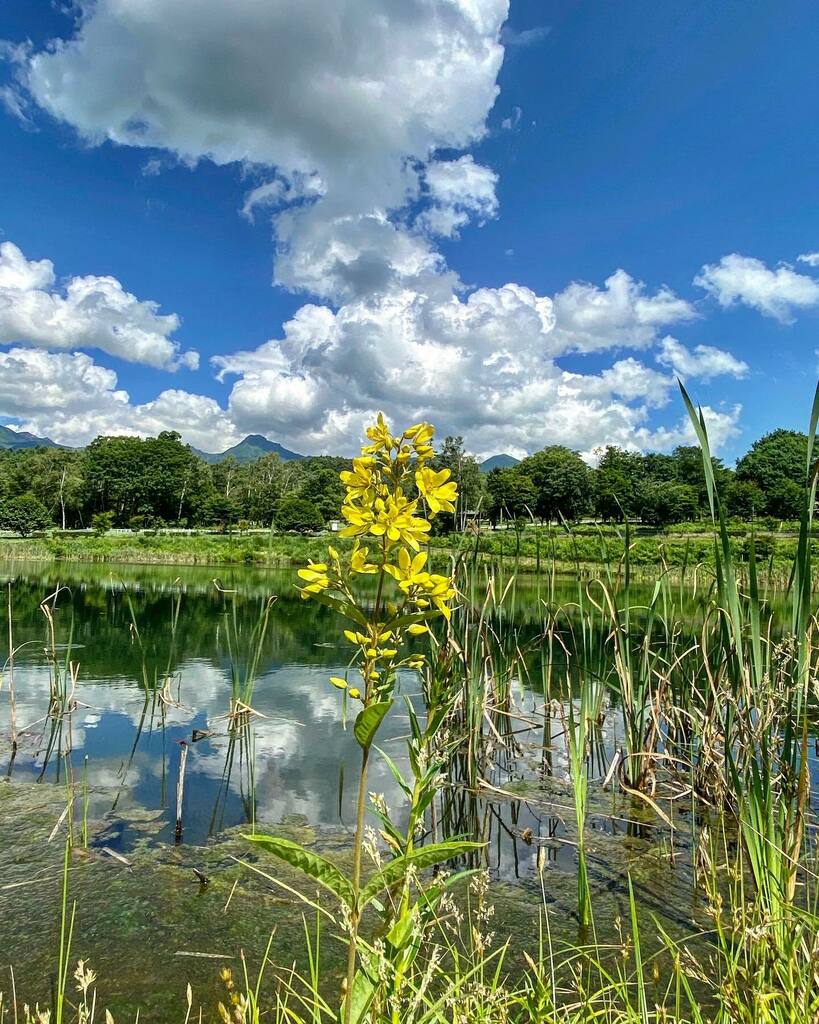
[1,390,819,1022]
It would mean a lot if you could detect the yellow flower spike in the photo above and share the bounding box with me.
[416,466,459,515]
[339,501,374,538]
[362,412,398,454]
[385,547,429,590]
[329,677,348,690]
[369,495,430,550]
[405,422,434,445]
[350,545,377,574]
[340,457,377,502]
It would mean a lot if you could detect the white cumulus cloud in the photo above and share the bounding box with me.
[695,253,819,323]
[656,336,748,380]
[548,270,696,355]
[9,0,749,459]
[1,348,235,450]
[0,241,198,369]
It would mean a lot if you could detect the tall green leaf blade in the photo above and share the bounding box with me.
[244,834,354,907]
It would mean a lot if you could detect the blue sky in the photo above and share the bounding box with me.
[0,0,817,460]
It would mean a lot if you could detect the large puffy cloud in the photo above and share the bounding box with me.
[548,270,696,355]
[1,348,236,450]
[24,0,506,181]
[639,405,743,454]
[0,241,198,369]
[213,274,731,459]
[695,253,819,323]
[12,0,747,458]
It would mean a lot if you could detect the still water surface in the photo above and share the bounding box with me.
[0,560,727,1014]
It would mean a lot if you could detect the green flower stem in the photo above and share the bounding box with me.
[344,741,370,1024]
[344,538,387,1024]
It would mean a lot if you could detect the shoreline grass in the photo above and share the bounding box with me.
[0,521,812,582]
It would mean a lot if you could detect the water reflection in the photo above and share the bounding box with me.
[0,559,747,1013]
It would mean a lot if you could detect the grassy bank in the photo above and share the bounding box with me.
[0,521,812,579]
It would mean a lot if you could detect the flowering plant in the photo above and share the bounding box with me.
[247,416,479,1024]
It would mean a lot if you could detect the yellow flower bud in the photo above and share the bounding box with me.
[329,677,348,690]
[407,623,429,635]
[348,687,362,700]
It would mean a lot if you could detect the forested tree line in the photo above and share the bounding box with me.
[0,427,811,536]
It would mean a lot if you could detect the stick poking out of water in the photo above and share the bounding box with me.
[175,740,188,843]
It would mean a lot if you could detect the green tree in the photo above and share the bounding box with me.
[736,429,810,518]
[203,493,241,532]
[639,483,699,527]
[519,446,591,522]
[91,510,115,535]
[485,467,537,526]
[275,495,324,533]
[724,479,765,519]
[593,446,644,521]
[297,465,345,523]
[0,494,51,536]
[671,445,731,512]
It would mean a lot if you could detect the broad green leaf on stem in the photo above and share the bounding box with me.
[354,700,392,749]
[347,960,377,1024]
[359,840,484,907]
[297,586,368,627]
[244,834,354,908]
[386,609,442,630]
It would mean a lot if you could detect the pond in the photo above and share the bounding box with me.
[0,559,784,1017]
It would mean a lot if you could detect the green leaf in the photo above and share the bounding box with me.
[354,701,392,749]
[347,961,377,1024]
[374,745,412,799]
[387,609,442,630]
[360,840,484,908]
[298,586,368,626]
[386,910,415,950]
[244,834,354,907]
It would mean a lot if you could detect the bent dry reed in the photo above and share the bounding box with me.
[2,392,819,1024]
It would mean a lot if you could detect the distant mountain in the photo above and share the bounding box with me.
[0,424,59,451]
[193,434,305,464]
[479,453,521,473]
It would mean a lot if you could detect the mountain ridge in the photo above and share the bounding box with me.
[479,453,520,473]
[0,425,60,451]
[192,434,305,464]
